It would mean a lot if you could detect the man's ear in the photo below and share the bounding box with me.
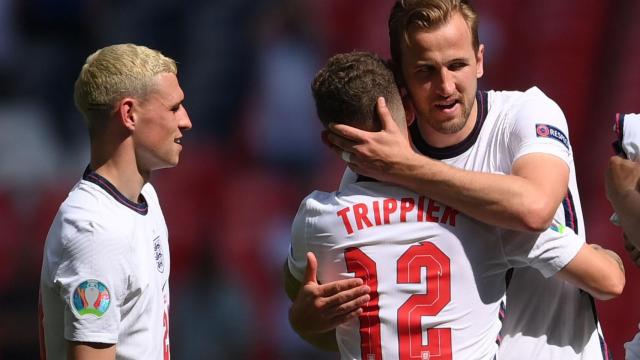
[118,98,136,131]
[476,44,485,79]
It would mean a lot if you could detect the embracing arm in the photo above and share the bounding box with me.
[381,151,567,232]
[554,243,625,300]
[284,252,370,351]
[327,98,567,232]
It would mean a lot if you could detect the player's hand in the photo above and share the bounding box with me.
[624,234,640,268]
[605,156,640,207]
[289,252,370,336]
[322,97,419,183]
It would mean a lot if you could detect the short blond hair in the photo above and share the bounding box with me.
[73,43,177,123]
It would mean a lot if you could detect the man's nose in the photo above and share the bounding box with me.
[435,69,455,96]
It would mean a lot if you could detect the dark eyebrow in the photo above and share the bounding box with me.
[447,57,470,64]
[414,63,435,70]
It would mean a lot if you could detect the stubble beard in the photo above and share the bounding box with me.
[426,98,472,135]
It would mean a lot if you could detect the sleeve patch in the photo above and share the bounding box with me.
[536,124,569,150]
[71,279,111,318]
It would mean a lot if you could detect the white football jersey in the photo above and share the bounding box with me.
[289,180,582,360]
[404,87,607,359]
[39,167,171,360]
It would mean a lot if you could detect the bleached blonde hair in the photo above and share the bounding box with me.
[73,43,177,124]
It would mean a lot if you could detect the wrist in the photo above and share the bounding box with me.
[288,304,307,335]
[388,151,432,186]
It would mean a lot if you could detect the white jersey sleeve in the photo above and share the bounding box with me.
[288,192,320,281]
[40,209,133,345]
[501,220,584,278]
[53,216,132,343]
[508,87,572,166]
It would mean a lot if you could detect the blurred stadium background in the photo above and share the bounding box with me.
[0,0,638,358]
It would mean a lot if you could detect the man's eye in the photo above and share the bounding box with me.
[449,62,467,71]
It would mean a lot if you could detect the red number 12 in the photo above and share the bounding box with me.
[345,242,452,360]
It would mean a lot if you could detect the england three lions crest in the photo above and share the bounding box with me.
[153,236,165,273]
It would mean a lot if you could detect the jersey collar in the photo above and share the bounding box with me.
[355,174,379,183]
[82,165,149,215]
[410,90,488,160]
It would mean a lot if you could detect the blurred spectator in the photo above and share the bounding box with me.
[180,0,264,141]
[246,0,324,178]
[16,0,99,147]
[0,100,61,202]
[0,0,18,75]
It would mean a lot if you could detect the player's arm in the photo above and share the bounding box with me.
[68,341,116,360]
[377,150,566,232]
[326,97,566,232]
[605,156,640,248]
[285,252,370,351]
[554,243,625,300]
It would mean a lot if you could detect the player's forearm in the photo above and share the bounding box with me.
[585,247,625,300]
[389,154,556,232]
[557,244,625,300]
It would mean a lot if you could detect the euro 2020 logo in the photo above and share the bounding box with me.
[72,279,111,318]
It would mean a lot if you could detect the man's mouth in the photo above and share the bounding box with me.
[435,99,459,110]
[174,138,182,145]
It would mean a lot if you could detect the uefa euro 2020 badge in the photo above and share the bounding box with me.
[71,279,111,318]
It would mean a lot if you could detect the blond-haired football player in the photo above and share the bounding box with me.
[40,43,192,360]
